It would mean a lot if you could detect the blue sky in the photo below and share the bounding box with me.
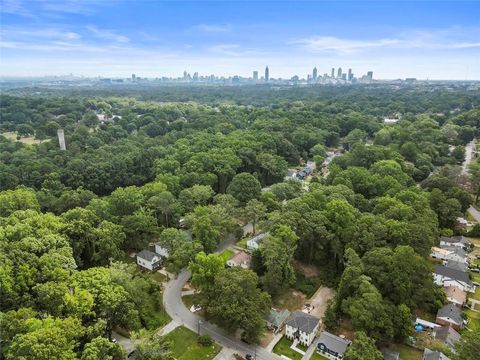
[1,0,480,79]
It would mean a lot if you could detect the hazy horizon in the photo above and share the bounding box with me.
[1,0,480,80]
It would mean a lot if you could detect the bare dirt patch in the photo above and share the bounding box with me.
[260,331,275,348]
[293,260,321,277]
[273,289,306,311]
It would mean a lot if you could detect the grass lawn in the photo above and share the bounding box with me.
[218,249,234,263]
[2,132,51,145]
[309,352,329,360]
[272,336,303,360]
[149,271,167,284]
[465,309,480,331]
[163,326,221,360]
[182,293,202,309]
[387,344,422,360]
[236,237,248,249]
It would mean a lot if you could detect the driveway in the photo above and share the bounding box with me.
[308,287,335,321]
[163,270,282,360]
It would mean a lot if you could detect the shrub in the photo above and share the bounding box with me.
[198,335,213,346]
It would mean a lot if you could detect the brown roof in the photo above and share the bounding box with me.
[228,251,251,266]
[444,286,466,304]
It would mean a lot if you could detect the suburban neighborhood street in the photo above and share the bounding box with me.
[163,270,283,360]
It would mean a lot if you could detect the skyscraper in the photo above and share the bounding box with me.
[265,66,269,82]
[348,68,353,81]
[131,73,136,81]
[337,67,342,79]
[253,71,258,81]
[331,68,335,78]
[367,71,373,81]
[312,67,318,80]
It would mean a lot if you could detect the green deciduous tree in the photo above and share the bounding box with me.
[344,331,383,360]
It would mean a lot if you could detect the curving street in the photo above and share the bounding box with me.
[163,269,282,360]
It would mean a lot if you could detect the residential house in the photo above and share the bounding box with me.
[433,265,475,293]
[316,331,351,360]
[247,232,269,251]
[381,349,400,360]
[432,326,461,351]
[422,348,450,360]
[440,236,471,249]
[430,246,468,264]
[444,286,467,307]
[444,260,468,272]
[285,311,320,347]
[454,217,468,231]
[266,308,290,333]
[136,250,162,271]
[226,251,251,269]
[436,303,464,330]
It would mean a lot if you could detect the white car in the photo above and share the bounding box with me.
[190,304,202,313]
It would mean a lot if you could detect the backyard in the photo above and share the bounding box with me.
[163,326,221,360]
[218,249,235,263]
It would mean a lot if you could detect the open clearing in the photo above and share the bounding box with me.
[2,132,51,145]
[163,325,221,360]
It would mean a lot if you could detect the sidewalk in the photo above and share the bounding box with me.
[157,320,179,336]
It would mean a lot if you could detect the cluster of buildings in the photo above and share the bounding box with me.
[414,235,477,359]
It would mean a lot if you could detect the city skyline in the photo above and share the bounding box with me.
[1,1,480,79]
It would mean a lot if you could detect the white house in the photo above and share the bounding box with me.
[285,311,320,347]
[317,331,351,360]
[136,250,162,271]
[247,232,269,251]
[430,246,468,264]
[433,265,475,293]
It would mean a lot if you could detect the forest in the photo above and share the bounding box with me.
[1,84,480,360]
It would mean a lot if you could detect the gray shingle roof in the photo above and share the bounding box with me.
[266,309,290,328]
[136,249,159,262]
[436,303,462,324]
[441,245,467,259]
[286,311,320,334]
[445,260,468,272]
[434,265,471,285]
[440,236,471,246]
[433,326,461,348]
[317,331,351,355]
[423,348,450,360]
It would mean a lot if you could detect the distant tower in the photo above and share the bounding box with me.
[367,71,373,81]
[253,71,258,81]
[312,67,318,80]
[265,66,269,82]
[57,129,66,151]
[348,68,353,81]
[193,72,199,81]
[337,67,342,79]
[131,74,136,81]
[331,68,335,78]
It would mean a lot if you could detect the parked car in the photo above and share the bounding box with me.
[245,354,254,360]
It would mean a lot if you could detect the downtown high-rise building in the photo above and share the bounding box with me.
[348,68,353,81]
[253,71,258,81]
[312,67,318,80]
[265,66,269,82]
[331,68,335,78]
[337,67,342,79]
[367,71,373,81]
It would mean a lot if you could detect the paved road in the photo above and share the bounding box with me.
[468,206,480,223]
[462,140,475,175]
[163,269,282,360]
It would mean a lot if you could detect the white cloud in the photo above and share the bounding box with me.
[193,24,232,33]
[86,25,129,43]
[292,28,480,54]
